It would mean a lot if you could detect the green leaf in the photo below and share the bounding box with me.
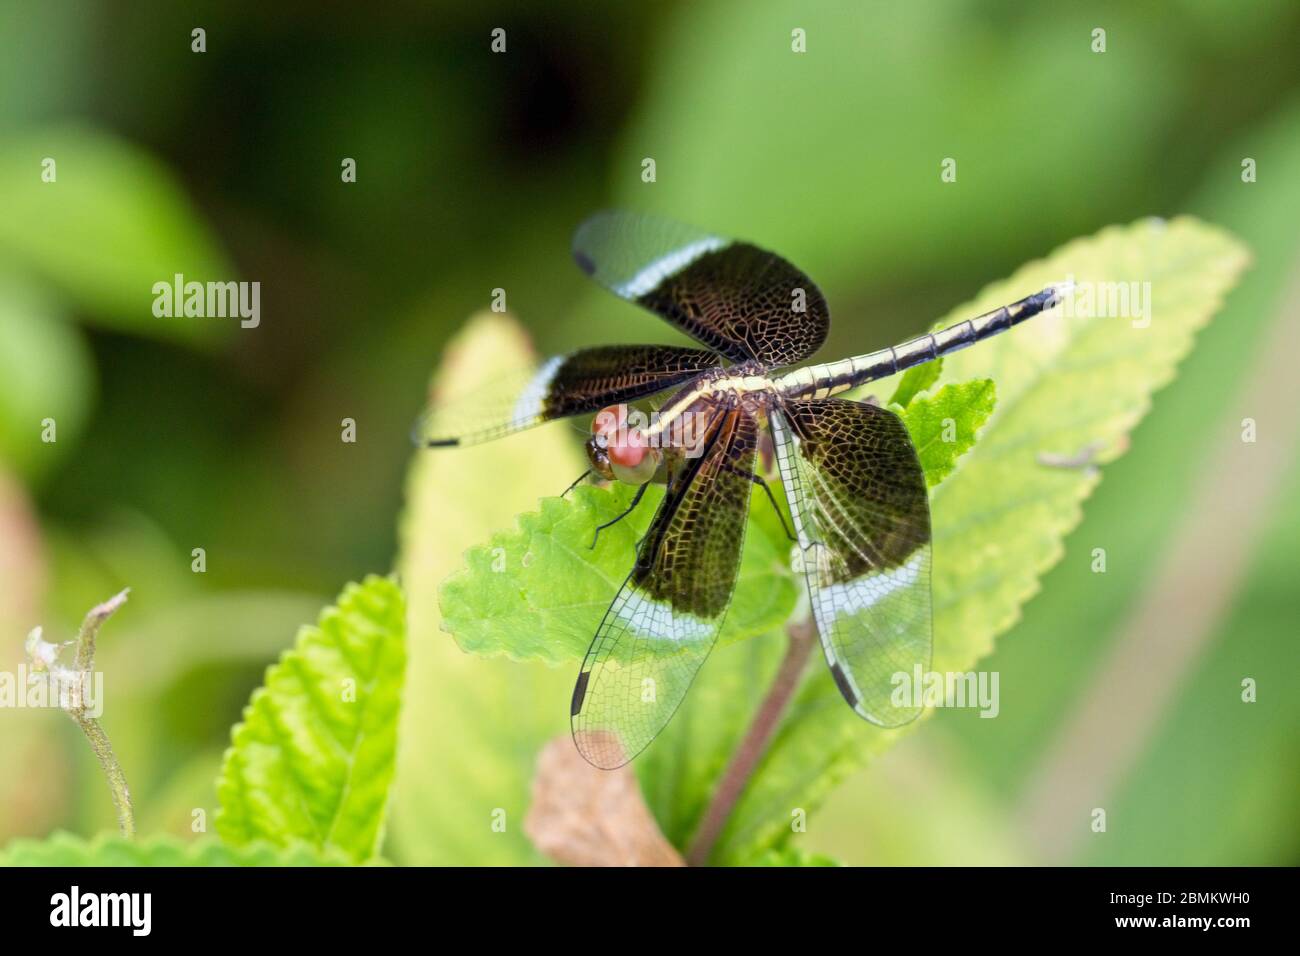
[0,832,354,867]
[214,576,406,863]
[928,218,1247,668]
[0,125,230,344]
[439,481,798,664]
[899,379,996,488]
[749,846,843,867]
[654,218,1249,864]
[0,275,94,480]
[388,313,584,866]
[888,357,943,408]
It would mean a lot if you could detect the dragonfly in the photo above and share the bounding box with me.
[415,211,1067,770]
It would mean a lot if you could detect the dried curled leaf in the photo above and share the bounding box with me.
[524,737,684,867]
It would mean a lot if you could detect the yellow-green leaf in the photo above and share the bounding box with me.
[438,481,798,664]
[902,379,996,487]
[889,357,943,408]
[0,832,355,867]
[388,312,582,866]
[677,217,1250,863]
[214,576,405,863]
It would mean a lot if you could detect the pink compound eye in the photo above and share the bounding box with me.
[607,428,647,469]
[591,405,626,436]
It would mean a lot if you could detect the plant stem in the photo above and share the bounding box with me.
[74,589,129,675]
[685,617,816,866]
[73,712,135,838]
[55,589,136,838]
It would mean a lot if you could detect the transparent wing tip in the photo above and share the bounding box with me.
[571,727,632,771]
[855,700,926,729]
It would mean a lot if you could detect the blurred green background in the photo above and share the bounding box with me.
[0,0,1296,864]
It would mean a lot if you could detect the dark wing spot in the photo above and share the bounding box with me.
[573,249,597,276]
[829,661,858,707]
[570,669,591,716]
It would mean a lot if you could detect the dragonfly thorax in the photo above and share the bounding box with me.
[652,363,777,426]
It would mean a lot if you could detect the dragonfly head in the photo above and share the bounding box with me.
[587,405,661,485]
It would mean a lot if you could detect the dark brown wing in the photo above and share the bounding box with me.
[573,211,829,368]
[571,407,758,768]
[771,399,932,727]
[412,344,721,447]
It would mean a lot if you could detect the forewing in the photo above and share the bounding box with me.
[572,210,829,367]
[412,344,720,446]
[571,409,757,768]
[772,399,931,727]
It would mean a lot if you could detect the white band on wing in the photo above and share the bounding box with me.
[510,355,565,424]
[613,237,725,299]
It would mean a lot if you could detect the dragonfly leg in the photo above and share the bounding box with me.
[590,483,649,549]
[561,469,592,498]
[723,463,795,542]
